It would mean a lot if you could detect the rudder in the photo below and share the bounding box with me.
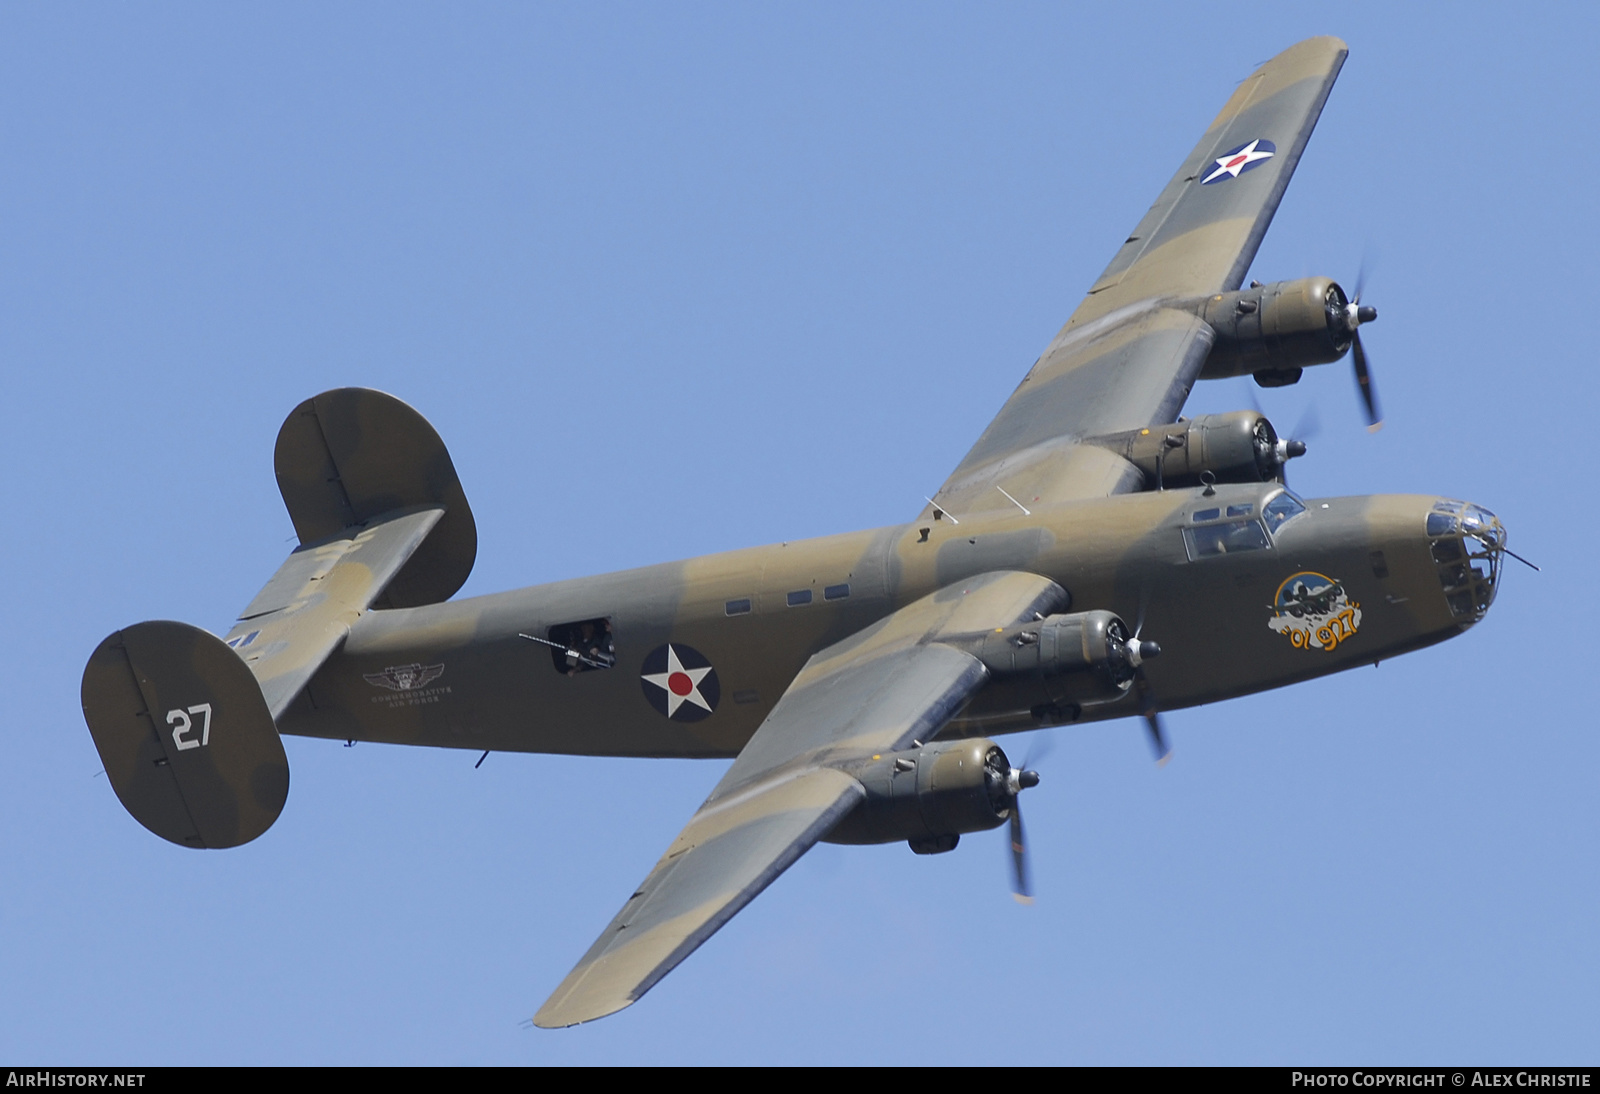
[82,621,289,849]
[274,388,476,608]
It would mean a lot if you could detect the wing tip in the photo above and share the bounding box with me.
[1243,36,1348,87]
[1271,35,1349,64]
[531,993,636,1030]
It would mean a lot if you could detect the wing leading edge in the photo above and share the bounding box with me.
[928,36,1347,520]
[534,571,1066,1027]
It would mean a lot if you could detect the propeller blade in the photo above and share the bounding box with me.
[1143,707,1171,766]
[1133,588,1151,643]
[1352,330,1383,431]
[1125,609,1170,765]
[1135,672,1172,766]
[1243,378,1265,417]
[1009,805,1033,905]
[1019,733,1054,774]
[1293,400,1322,444]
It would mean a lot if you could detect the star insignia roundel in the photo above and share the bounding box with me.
[1201,138,1276,184]
[640,643,721,722]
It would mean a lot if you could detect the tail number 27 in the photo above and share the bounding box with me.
[167,704,213,751]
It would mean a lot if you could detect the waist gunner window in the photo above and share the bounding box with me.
[545,618,616,675]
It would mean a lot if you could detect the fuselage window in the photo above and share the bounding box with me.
[1263,491,1307,534]
[545,618,616,675]
[1193,507,1221,523]
[725,598,752,616]
[1184,520,1270,559]
[787,589,813,607]
[824,583,850,601]
[1226,503,1254,518]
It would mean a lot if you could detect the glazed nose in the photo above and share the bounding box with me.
[1424,500,1504,623]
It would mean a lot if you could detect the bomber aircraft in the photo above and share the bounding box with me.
[82,37,1510,1027]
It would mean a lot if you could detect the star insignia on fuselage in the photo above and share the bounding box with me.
[1201,138,1276,184]
[640,643,720,722]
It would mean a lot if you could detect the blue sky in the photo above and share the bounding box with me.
[2,2,1595,1064]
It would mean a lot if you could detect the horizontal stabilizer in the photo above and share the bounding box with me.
[82,621,288,849]
[275,388,476,608]
[225,505,445,718]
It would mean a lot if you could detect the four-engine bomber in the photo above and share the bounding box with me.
[79,37,1508,1028]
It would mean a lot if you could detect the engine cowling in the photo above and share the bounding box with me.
[942,608,1159,728]
[970,609,1139,698]
[1088,410,1285,489]
[824,738,1016,852]
[1197,276,1353,384]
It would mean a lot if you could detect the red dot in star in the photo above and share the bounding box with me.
[1226,154,1247,168]
[668,671,693,696]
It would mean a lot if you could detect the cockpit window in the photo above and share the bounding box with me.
[1226,503,1254,518]
[1184,519,1270,559]
[1263,491,1307,534]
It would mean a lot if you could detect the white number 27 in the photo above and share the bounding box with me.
[166,704,213,752]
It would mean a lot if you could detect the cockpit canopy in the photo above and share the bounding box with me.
[1182,489,1305,560]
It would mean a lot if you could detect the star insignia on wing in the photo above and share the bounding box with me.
[1201,138,1276,184]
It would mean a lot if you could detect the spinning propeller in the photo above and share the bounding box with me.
[1005,762,1042,904]
[1336,272,1381,430]
[1270,401,1319,490]
[1128,598,1169,765]
[1000,605,1169,905]
[999,735,1053,904]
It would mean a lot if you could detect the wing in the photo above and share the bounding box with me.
[533,570,1066,1027]
[928,37,1347,519]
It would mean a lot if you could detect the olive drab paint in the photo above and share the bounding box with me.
[80,37,1509,1028]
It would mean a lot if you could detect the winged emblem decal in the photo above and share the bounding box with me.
[364,662,446,691]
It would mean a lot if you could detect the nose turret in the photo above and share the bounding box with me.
[1425,500,1505,623]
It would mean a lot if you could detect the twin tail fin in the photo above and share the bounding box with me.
[81,389,472,848]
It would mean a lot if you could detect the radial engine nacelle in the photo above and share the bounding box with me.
[1195,276,1373,386]
[825,738,1024,853]
[1087,410,1304,490]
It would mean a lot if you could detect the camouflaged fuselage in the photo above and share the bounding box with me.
[280,482,1487,759]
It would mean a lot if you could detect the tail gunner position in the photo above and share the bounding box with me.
[80,38,1510,1027]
